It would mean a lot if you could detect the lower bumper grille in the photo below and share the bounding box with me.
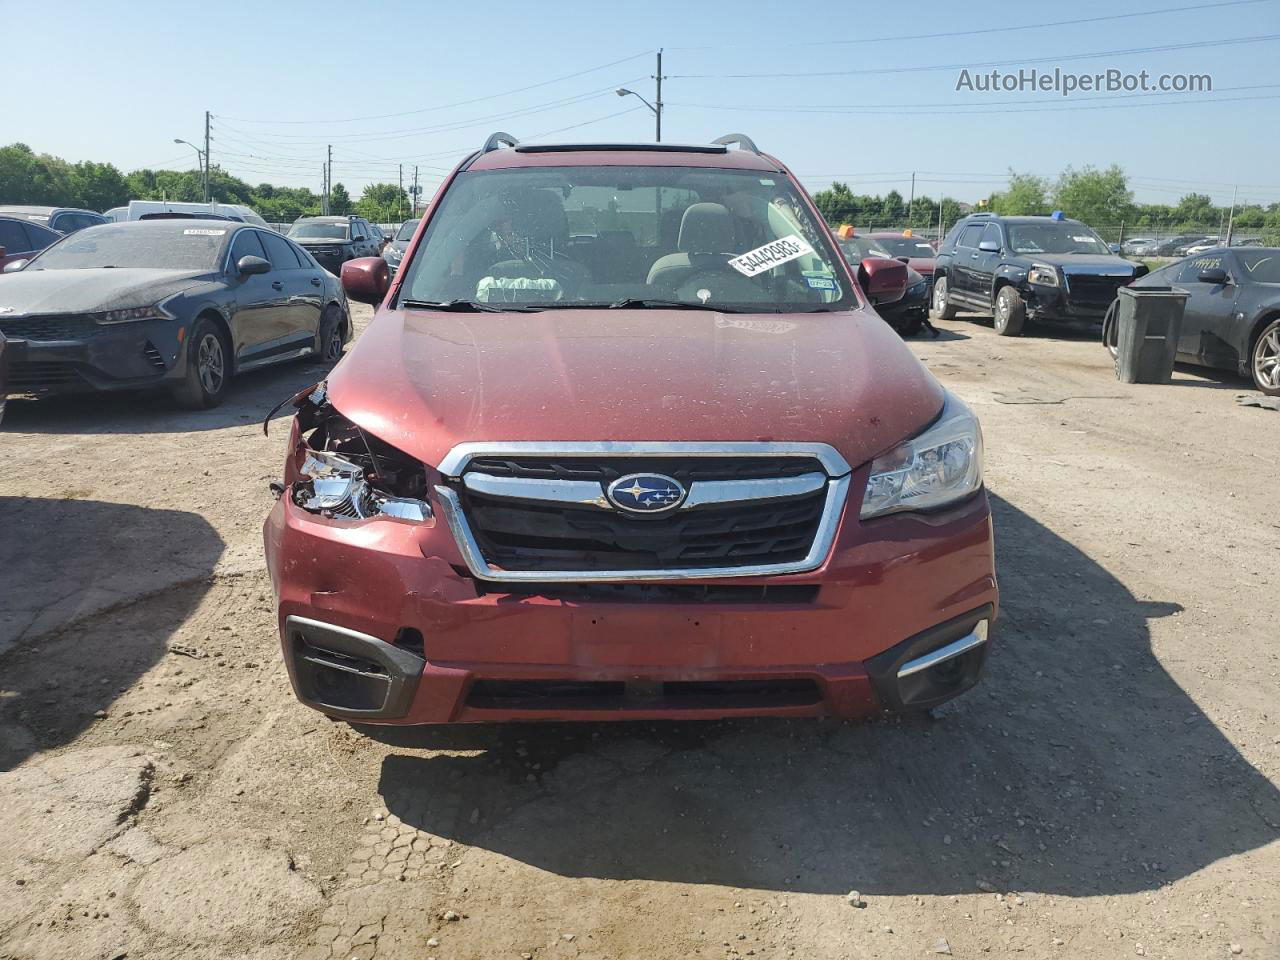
[10,361,87,391]
[466,678,822,711]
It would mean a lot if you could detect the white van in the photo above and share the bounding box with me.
[107,200,269,227]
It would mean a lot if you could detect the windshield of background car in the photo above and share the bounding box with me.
[289,222,349,240]
[836,236,894,262]
[1237,250,1280,282]
[877,236,936,258]
[1007,223,1110,255]
[395,219,419,241]
[397,165,852,311]
[24,222,227,271]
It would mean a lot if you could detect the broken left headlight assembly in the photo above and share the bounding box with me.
[275,382,433,524]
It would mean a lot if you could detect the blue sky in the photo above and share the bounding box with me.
[6,0,1280,209]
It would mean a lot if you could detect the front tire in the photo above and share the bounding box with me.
[1102,299,1119,359]
[317,306,345,365]
[993,285,1027,336]
[1252,318,1280,396]
[931,276,958,320]
[173,317,230,409]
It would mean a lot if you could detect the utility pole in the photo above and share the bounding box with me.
[907,172,916,229]
[325,145,332,216]
[321,165,328,215]
[1225,184,1237,245]
[203,111,211,202]
[412,166,419,217]
[398,164,404,221]
[654,49,665,142]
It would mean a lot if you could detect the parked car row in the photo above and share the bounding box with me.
[0,219,350,406]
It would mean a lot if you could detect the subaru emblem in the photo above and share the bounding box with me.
[606,473,686,514]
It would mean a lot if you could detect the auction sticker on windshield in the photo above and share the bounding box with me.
[183,228,227,236]
[728,234,814,277]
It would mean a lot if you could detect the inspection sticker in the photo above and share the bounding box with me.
[183,228,227,236]
[728,234,814,277]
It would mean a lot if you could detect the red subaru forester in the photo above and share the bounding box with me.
[263,133,998,725]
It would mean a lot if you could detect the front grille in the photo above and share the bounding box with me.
[0,315,109,342]
[465,456,825,484]
[10,361,87,390]
[454,455,829,573]
[466,678,822,711]
[1064,274,1128,307]
[476,582,821,604]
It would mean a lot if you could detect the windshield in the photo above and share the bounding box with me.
[289,222,349,240]
[1007,223,1110,255]
[25,222,226,271]
[836,236,894,262]
[395,219,419,241]
[876,236,936,258]
[397,165,851,312]
[1238,250,1280,283]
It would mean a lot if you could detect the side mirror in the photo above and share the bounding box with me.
[341,257,390,304]
[2,259,28,274]
[977,240,1000,253]
[1197,267,1229,284]
[237,254,272,276]
[858,257,907,306]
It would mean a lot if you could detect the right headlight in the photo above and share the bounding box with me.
[1028,264,1060,287]
[860,392,984,519]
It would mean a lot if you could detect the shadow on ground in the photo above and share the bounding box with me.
[371,494,1280,896]
[0,497,223,770]
[0,356,332,436]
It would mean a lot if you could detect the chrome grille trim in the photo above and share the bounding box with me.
[437,441,852,478]
[460,470,829,511]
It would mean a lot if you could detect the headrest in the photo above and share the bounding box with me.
[513,189,568,241]
[677,203,735,254]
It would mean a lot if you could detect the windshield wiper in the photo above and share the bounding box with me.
[608,298,743,312]
[400,298,541,313]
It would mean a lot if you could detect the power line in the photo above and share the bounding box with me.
[673,92,1280,117]
[666,0,1275,50]
[671,82,1280,114]
[670,34,1280,80]
[219,52,653,125]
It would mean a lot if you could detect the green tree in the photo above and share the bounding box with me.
[330,183,353,215]
[67,161,129,210]
[355,182,407,222]
[1052,165,1132,228]
[1170,193,1219,230]
[988,171,1050,216]
[0,143,73,204]
[811,181,857,224]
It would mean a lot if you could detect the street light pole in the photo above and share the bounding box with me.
[616,84,662,142]
[173,138,205,200]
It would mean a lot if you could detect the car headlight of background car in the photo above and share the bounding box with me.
[860,393,984,519]
[907,280,926,298]
[1028,264,1060,287]
[384,245,402,264]
[92,299,177,324]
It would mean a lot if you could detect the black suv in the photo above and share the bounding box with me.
[286,216,383,275]
[932,212,1145,335]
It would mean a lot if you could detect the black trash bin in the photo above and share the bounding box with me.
[1114,285,1189,384]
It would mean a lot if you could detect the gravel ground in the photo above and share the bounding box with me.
[0,303,1276,960]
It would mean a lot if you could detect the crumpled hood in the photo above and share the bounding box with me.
[0,268,214,314]
[1028,254,1136,274]
[328,306,945,473]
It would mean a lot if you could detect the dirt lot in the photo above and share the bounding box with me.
[1,304,1277,960]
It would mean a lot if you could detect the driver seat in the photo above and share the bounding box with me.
[646,203,737,289]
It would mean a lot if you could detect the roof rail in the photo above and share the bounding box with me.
[712,133,761,154]
[482,132,519,153]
